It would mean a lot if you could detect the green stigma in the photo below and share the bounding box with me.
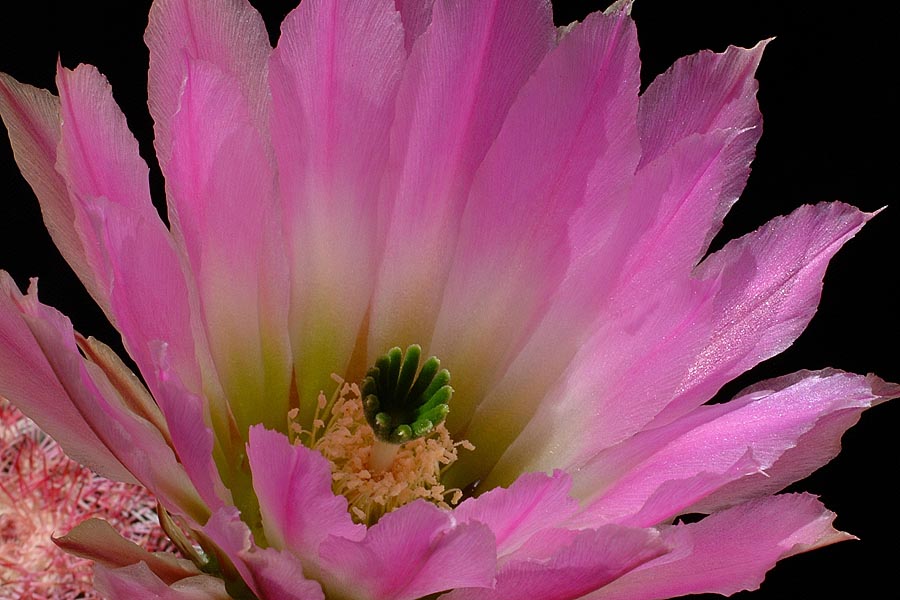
[362,345,452,445]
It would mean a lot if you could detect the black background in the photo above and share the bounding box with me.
[0,1,896,598]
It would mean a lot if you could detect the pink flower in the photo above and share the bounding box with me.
[0,0,895,598]
[0,398,174,598]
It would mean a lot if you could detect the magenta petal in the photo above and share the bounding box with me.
[461,44,765,485]
[393,0,436,51]
[56,520,229,598]
[93,563,230,600]
[626,42,767,277]
[145,0,271,169]
[318,501,495,600]
[492,201,871,486]
[202,507,324,600]
[615,126,760,291]
[247,426,363,560]
[55,64,203,381]
[240,551,325,600]
[591,494,853,599]
[425,39,766,491]
[368,0,555,356]
[269,0,405,410]
[445,525,666,600]
[454,470,579,559]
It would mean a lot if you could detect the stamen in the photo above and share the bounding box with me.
[291,375,472,526]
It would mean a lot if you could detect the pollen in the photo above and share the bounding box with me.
[289,375,473,526]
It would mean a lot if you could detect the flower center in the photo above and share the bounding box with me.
[289,347,471,526]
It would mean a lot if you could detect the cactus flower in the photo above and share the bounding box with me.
[0,0,895,598]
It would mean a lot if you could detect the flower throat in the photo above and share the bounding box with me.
[290,346,472,525]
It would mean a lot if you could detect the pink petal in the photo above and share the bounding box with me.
[531,130,756,448]
[614,125,760,294]
[688,370,900,513]
[55,63,153,224]
[654,201,872,425]
[432,9,640,440]
[489,202,870,486]
[53,518,200,584]
[444,526,666,600]
[393,0,436,52]
[145,0,271,169]
[413,39,767,495]
[0,273,131,482]
[318,501,496,600]
[480,276,720,489]
[268,0,405,414]
[145,0,279,433]
[247,426,363,561]
[453,43,767,487]
[167,57,291,433]
[151,344,231,513]
[54,63,201,395]
[638,42,767,167]
[240,550,325,600]
[76,334,173,441]
[93,563,230,600]
[590,494,853,599]
[7,276,211,522]
[611,43,768,298]
[574,370,893,527]
[453,470,579,559]
[202,507,325,600]
[368,0,555,358]
[84,197,200,398]
[0,73,111,317]
[54,63,160,327]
